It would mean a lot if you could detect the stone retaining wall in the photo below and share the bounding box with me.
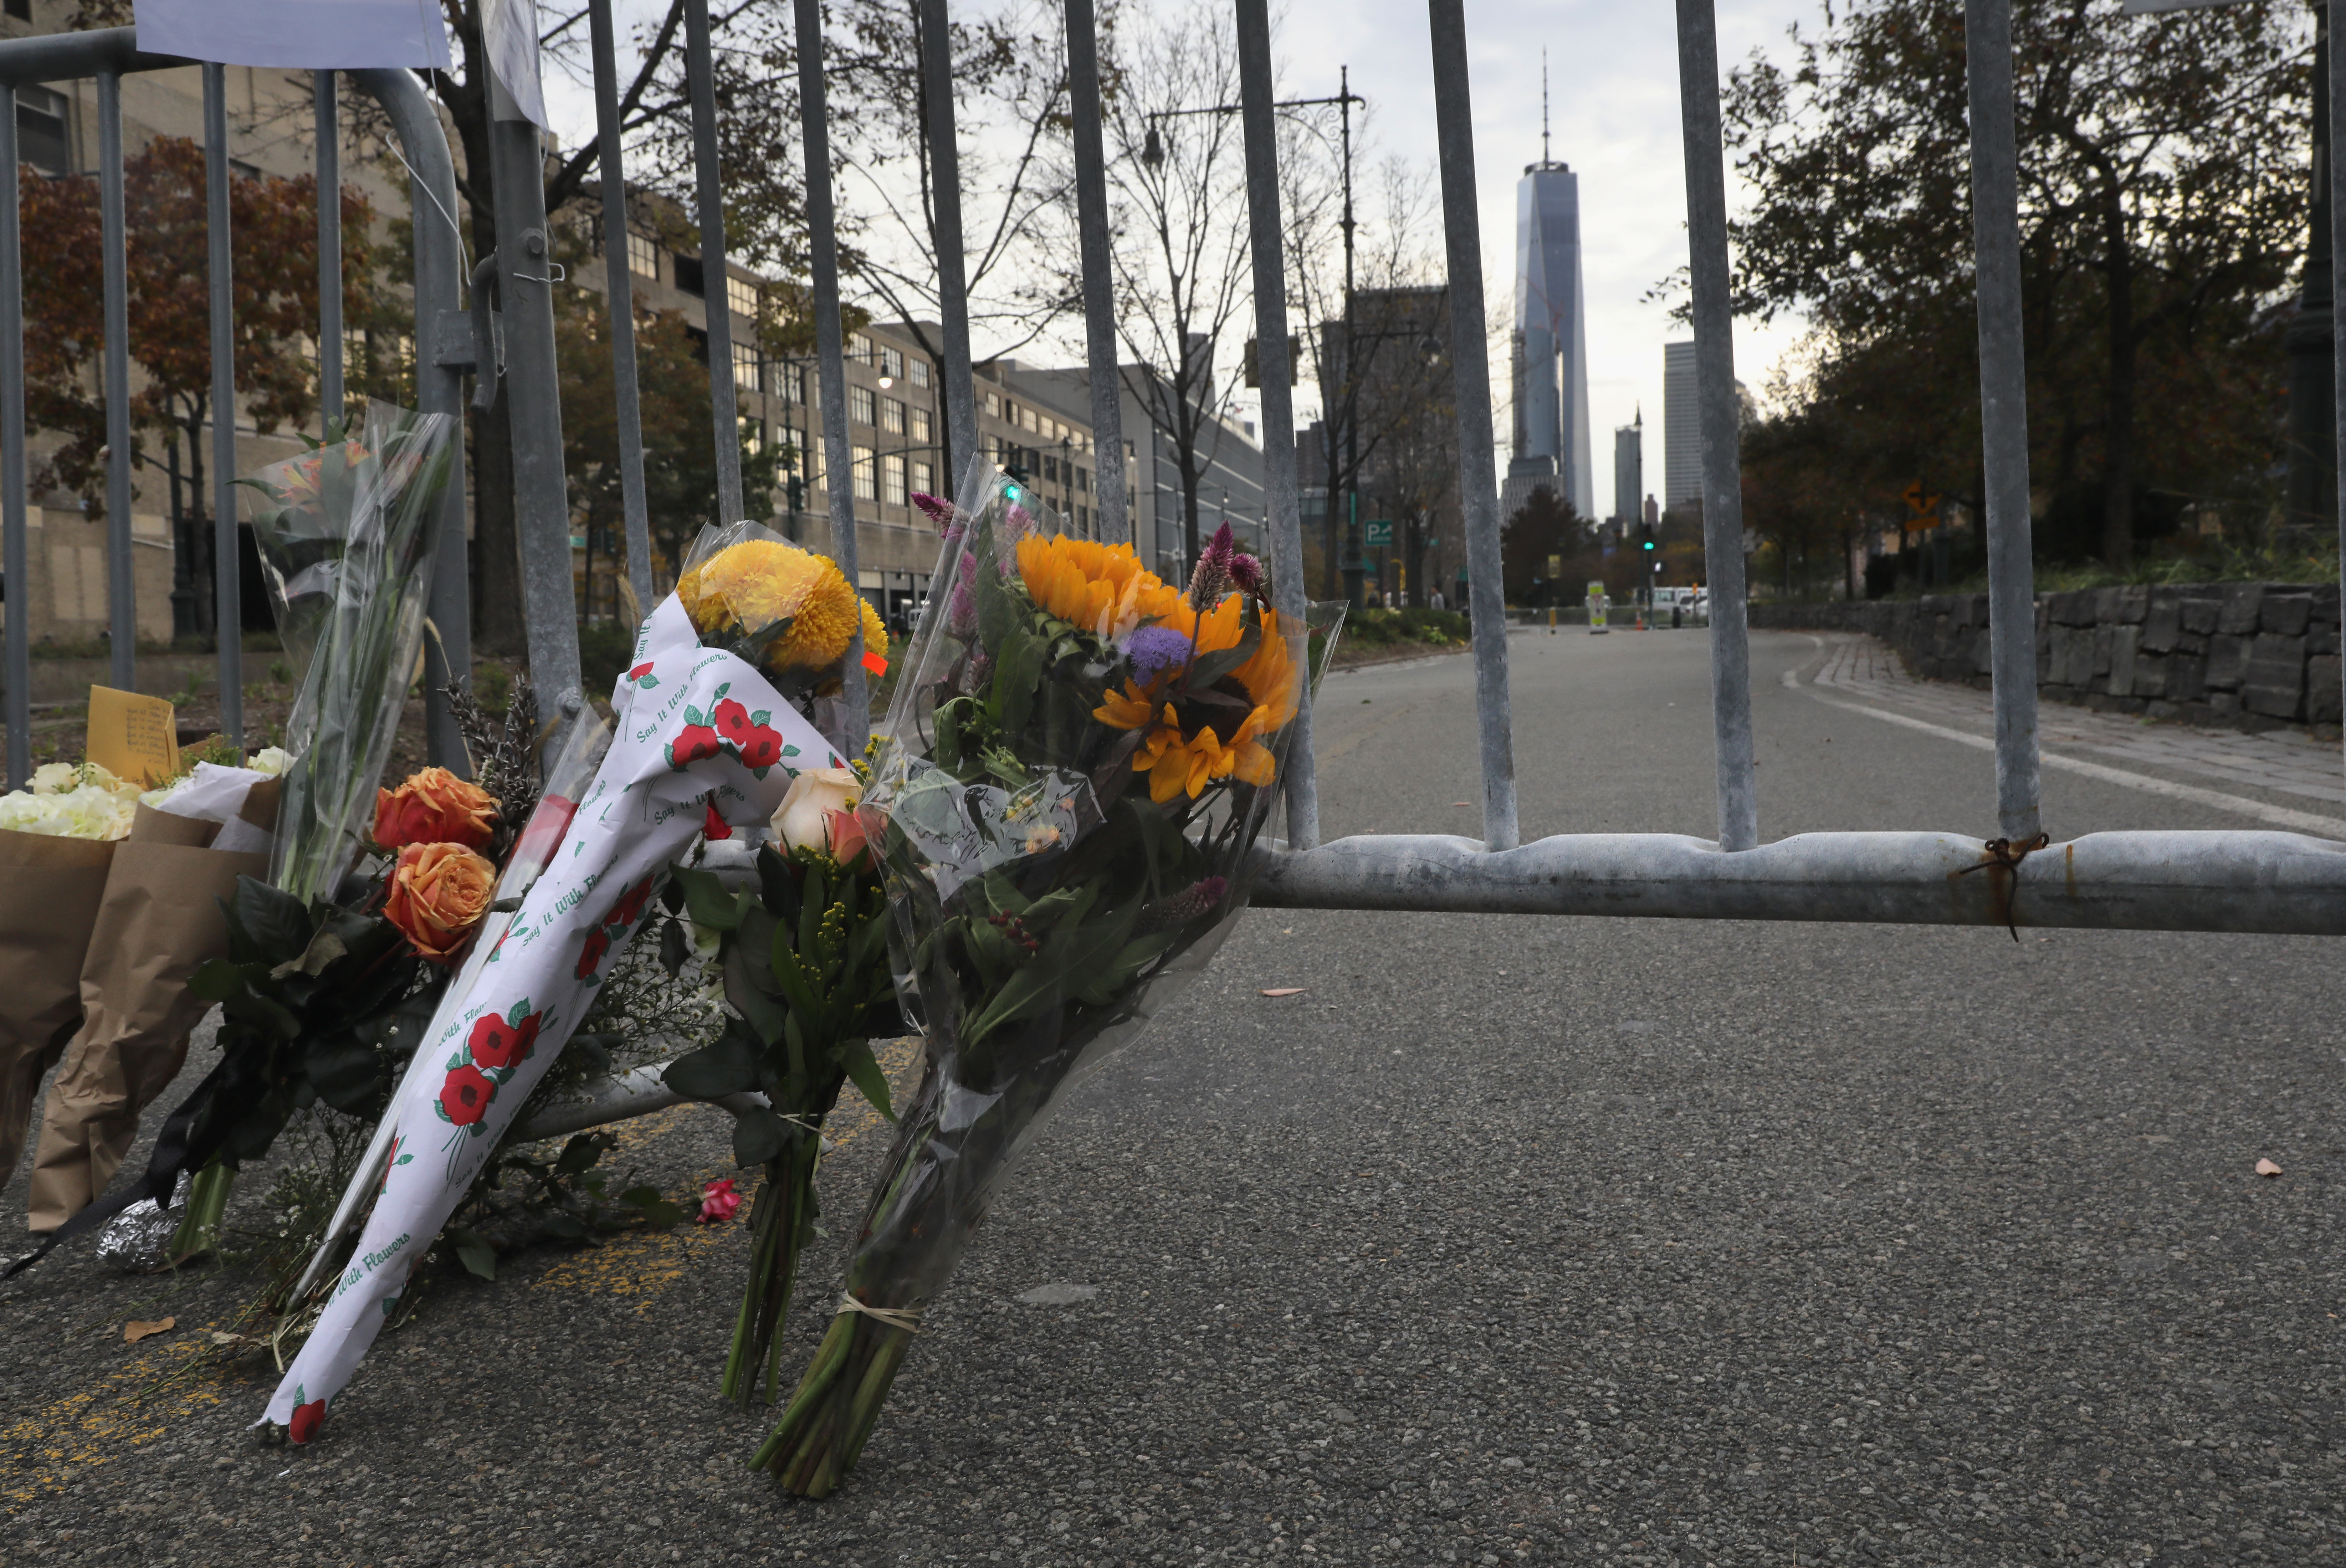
[1751,584,2344,731]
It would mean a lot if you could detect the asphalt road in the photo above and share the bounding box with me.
[6,627,2343,1568]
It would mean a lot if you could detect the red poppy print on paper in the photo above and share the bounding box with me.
[467,1011,541,1072]
[577,926,611,979]
[440,1064,495,1126]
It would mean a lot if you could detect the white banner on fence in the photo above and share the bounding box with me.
[135,0,453,70]
[261,594,845,1439]
[483,0,549,130]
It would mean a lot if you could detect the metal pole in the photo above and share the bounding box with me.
[2291,1,2336,536]
[98,71,134,694]
[205,63,241,747]
[2332,0,2346,804]
[795,0,867,751]
[352,67,472,772]
[1425,0,1519,851]
[1,86,27,789]
[1963,0,2043,842]
[488,73,584,754]
[1232,0,1318,850]
[683,0,744,526]
[1064,0,1129,545]
[1672,0,1758,853]
[916,0,982,513]
[316,71,343,430]
[590,0,654,615]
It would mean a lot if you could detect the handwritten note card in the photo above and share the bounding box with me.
[87,685,179,787]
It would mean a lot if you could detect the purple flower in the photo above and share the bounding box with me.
[1137,875,1229,934]
[1229,549,1265,596]
[1002,504,1036,545]
[948,581,978,638]
[911,491,959,528]
[960,649,993,695]
[1188,522,1240,610]
[1122,624,1194,680]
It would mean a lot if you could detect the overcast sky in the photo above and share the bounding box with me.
[540,0,1813,495]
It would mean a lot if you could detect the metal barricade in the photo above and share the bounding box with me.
[0,29,470,785]
[6,3,2344,940]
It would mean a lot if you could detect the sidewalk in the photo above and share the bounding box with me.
[1798,632,2346,831]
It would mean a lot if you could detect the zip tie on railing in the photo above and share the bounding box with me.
[1955,832,2052,942]
[835,1294,923,1333]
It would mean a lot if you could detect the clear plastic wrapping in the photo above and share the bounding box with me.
[756,475,1312,1494]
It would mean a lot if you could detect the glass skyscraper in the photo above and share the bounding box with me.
[1508,158,1592,521]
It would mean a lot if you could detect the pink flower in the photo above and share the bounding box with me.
[697,1178,742,1225]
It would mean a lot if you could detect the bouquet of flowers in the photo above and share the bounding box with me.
[661,760,903,1409]
[754,481,1307,1496]
[0,752,283,1233]
[261,523,883,1442]
[242,401,459,903]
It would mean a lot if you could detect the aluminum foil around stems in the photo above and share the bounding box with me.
[94,1172,191,1271]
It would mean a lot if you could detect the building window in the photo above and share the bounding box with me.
[1076,466,1089,494]
[673,255,705,296]
[1043,455,1059,484]
[2,0,29,19]
[727,273,759,320]
[625,230,659,281]
[909,405,931,444]
[741,417,764,454]
[910,359,931,388]
[732,341,759,392]
[851,446,877,501]
[850,385,875,426]
[14,86,66,176]
[880,397,905,435]
[912,460,933,497]
[984,391,1001,417]
[882,454,907,506]
[846,334,872,366]
[881,345,903,381]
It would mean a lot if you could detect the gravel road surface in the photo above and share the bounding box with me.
[5,626,2341,1568]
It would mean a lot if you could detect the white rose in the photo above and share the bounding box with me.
[29,762,77,795]
[249,746,294,778]
[770,767,861,855]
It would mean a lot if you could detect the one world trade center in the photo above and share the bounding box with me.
[1508,138,1592,522]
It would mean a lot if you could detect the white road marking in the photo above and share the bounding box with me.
[1796,685,2345,835]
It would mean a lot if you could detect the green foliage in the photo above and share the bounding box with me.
[1341,606,1470,647]
[1723,0,2304,567]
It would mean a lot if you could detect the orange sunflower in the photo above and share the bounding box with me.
[1018,534,1183,639]
[1091,604,1302,803]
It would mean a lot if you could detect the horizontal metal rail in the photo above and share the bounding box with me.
[1251,831,2346,935]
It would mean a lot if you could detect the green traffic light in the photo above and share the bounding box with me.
[1005,484,1024,503]
[1642,539,1655,550]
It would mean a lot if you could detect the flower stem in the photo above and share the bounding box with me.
[168,1163,234,1263]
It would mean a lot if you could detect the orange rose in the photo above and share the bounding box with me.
[374,767,500,851]
[383,841,497,964]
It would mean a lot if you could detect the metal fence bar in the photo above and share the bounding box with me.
[1425,0,1518,851]
[205,63,241,748]
[1963,0,2043,842]
[316,71,342,428]
[682,0,744,528]
[97,70,134,695]
[917,0,982,525]
[1064,0,1128,546]
[589,0,654,616]
[795,0,867,755]
[1252,829,2346,934]
[350,66,471,770]
[2,86,26,788]
[1673,0,1759,853]
[1231,0,1319,851]
[2332,0,2346,806]
[490,78,585,754]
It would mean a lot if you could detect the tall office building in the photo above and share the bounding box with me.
[1663,339,1701,510]
[1612,409,1642,526]
[1504,72,1592,523]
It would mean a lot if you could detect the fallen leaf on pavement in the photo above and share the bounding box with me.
[1451,801,1470,807]
[123,1316,176,1343]
[1259,987,1308,998]
[210,1330,266,1347]
[2255,1157,2284,1177]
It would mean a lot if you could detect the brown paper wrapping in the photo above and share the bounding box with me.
[0,830,117,1197]
[24,810,271,1231]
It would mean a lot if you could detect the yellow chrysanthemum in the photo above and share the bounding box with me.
[680,539,866,672]
[1017,534,1182,639]
[859,598,890,663]
[1114,602,1296,796]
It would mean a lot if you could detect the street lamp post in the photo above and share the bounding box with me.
[1143,71,1365,594]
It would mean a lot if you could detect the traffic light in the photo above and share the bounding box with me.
[1641,537,1655,552]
